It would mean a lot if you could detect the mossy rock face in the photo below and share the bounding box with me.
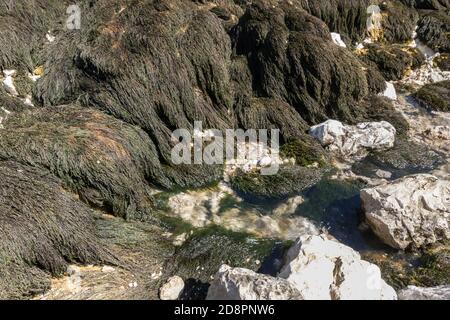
[380,0,419,43]
[359,43,425,81]
[417,10,450,53]
[230,166,325,202]
[163,225,280,299]
[280,136,328,167]
[352,137,445,179]
[0,161,115,299]
[434,53,450,71]
[414,80,450,111]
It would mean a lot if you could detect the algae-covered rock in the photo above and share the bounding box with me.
[414,80,450,111]
[351,138,445,179]
[380,1,419,43]
[0,106,159,220]
[417,10,450,53]
[230,166,324,202]
[163,225,277,299]
[0,161,115,299]
[359,43,425,81]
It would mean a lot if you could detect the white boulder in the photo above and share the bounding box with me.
[381,82,397,100]
[207,265,303,300]
[159,276,185,300]
[2,70,18,96]
[398,285,450,300]
[330,33,347,48]
[278,235,397,300]
[361,174,450,249]
[309,120,396,158]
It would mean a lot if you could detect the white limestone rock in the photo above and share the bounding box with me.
[331,33,347,48]
[278,235,397,300]
[309,120,396,159]
[207,265,303,300]
[361,174,450,249]
[398,285,450,300]
[159,276,185,300]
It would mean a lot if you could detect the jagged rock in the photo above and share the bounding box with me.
[207,265,303,300]
[398,285,450,300]
[414,80,450,112]
[361,174,450,249]
[309,120,396,159]
[278,235,397,300]
[159,276,185,300]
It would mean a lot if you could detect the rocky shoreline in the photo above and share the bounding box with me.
[0,0,449,300]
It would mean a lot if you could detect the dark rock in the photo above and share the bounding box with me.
[414,80,450,111]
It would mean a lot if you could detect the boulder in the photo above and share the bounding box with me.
[361,174,450,249]
[207,265,303,300]
[278,235,397,300]
[309,120,396,159]
[398,285,450,300]
[159,276,185,300]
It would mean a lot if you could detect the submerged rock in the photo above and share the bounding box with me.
[361,174,450,249]
[159,276,185,300]
[207,265,303,300]
[310,120,396,159]
[398,285,450,300]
